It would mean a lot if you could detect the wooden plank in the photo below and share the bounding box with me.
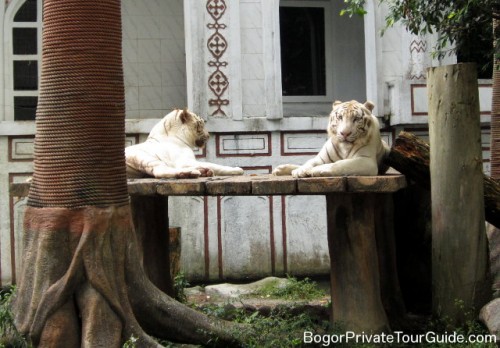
[297,177,346,194]
[347,175,407,193]
[251,175,297,195]
[10,174,407,197]
[127,178,159,196]
[205,176,252,195]
[156,178,207,196]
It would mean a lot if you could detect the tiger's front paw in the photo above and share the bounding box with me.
[228,167,244,175]
[197,167,214,177]
[175,169,202,179]
[272,164,298,176]
[291,167,311,178]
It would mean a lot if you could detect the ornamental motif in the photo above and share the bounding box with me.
[408,35,428,80]
[206,0,229,117]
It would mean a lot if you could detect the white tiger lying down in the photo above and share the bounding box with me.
[125,109,244,178]
[273,100,390,177]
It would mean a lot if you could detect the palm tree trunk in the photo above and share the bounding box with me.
[491,19,500,179]
[12,1,246,347]
[486,18,500,296]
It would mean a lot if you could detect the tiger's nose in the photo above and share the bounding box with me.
[341,131,351,137]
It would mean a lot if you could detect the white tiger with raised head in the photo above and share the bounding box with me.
[125,109,244,178]
[273,100,389,177]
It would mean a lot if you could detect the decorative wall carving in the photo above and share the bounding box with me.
[206,0,229,117]
[408,34,428,80]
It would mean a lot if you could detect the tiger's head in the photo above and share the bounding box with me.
[327,100,376,144]
[149,108,210,148]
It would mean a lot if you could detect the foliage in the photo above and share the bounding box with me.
[122,335,138,348]
[342,0,498,74]
[194,302,495,348]
[173,271,190,303]
[251,275,326,301]
[423,299,496,347]
[0,286,31,348]
[201,304,330,348]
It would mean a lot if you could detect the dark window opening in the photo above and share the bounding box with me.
[13,28,37,55]
[14,0,37,22]
[14,96,37,120]
[280,6,326,96]
[14,60,38,90]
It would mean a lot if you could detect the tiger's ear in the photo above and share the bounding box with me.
[333,100,342,108]
[179,108,191,124]
[362,114,372,130]
[364,101,375,112]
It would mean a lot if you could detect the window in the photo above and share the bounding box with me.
[279,0,367,116]
[279,1,332,104]
[7,0,42,121]
[280,6,326,97]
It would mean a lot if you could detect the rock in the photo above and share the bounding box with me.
[480,298,500,341]
[183,277,331,322]
[204,276,291,299]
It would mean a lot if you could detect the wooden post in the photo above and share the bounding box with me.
[326,193,389,333]
[428,63,490,323]
[131,196,173,296]
[375,193,406,323]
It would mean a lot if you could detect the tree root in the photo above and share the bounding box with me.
[13,205,250,347]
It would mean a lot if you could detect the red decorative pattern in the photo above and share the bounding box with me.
[409,38,427,80]
[206,0,229,116]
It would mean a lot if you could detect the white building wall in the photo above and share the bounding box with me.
[122,0,187,119]
[0,0,493,285]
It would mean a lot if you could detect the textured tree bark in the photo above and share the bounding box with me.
[490,19,500,179]
[386,131,500,229]
[11,1,246,346]
[428,63,490,325]
[478,17,500,337]
[485,18,500,296]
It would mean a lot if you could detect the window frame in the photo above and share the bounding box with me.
[279,0,334,104]
[5,0,43,121]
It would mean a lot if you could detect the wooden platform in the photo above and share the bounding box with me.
[128,174,406,196]
[10,174,407,333]
[9,174,406,197]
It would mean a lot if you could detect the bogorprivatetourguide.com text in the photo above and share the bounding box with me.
[303,331,497,346]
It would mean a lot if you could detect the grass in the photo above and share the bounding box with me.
[192,304,497,348]
[0,286,31,348]
[250,275,327,301]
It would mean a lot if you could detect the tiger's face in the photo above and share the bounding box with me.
[166,109,210,148]
[183,110,210,148]
[328,100,375,143]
